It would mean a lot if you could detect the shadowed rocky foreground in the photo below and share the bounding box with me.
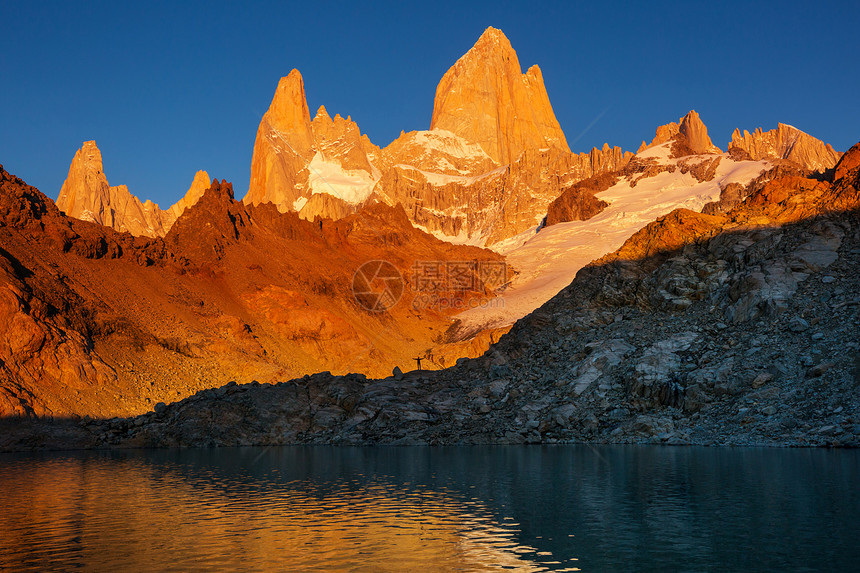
[4,144,859,452]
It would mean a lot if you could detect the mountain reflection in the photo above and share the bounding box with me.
[1,446,858,572]
[0,448,573,572]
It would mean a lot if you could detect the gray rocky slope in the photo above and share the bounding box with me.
[7,144,860,451]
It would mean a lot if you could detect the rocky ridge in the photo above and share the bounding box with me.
[57,141,210,237]
[454,132,776,337]
[167,170,212,221]
[31,143,858,452]
[244,70,383,222]
[729,123,842,172]
[638,111,723,157]
[379,144,633,246]
[0,167,508,419]
[242,27,632,247]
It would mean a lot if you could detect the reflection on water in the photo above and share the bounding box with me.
[0,446,858,572]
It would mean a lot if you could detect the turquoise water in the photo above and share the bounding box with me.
[0,446,857,572]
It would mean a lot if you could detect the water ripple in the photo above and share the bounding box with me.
[0,446,857,572]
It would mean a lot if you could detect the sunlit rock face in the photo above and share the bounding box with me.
[244,69,381,220]
[242,26,631,247]
[384,26,629,246]
[167,170,211,221]
[729,123,842,171]
[429,26,570,165]
[637,110,723,157]
[57,140,209,237]
[245,69,317,211]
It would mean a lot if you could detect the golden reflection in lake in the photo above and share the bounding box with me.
[0,454,576,572]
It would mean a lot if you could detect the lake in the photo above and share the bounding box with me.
[0,445,857,572]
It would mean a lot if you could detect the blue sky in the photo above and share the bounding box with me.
[1,0,858,208]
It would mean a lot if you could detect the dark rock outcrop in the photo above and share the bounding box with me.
[544,173,614,227]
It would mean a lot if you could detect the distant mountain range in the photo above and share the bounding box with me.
[0,26,851,426]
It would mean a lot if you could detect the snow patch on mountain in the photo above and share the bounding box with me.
[293,196,308,212]
[306,153,377,204]
[634,142,672,161]
[396,164,506,187]
[412,223,488,247]
[455,154,772,333]
[415,129,494,161]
